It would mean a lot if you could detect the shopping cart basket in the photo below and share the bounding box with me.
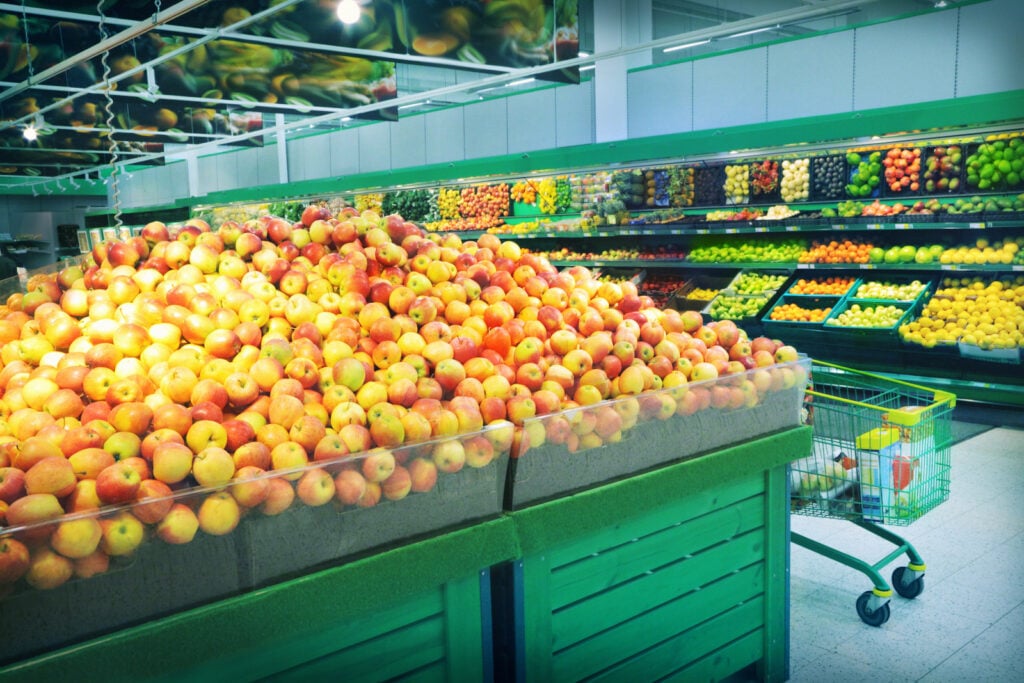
[790,360,955,626]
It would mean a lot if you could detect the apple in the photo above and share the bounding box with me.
[197,491,241,536]
[431,439,465,473]
[25,546,74,590]
[0,467,27,503]
[152,442,194,484]
[100,511,145,556]
[50,517,103,559]
[24,456,77,497]
[95,460,142,504]
[260,477,296,516]
[192,446,236,488]
[296,467,336,506]
[153,503,200,545]
[334,469,367,506]
[0,537,31,585]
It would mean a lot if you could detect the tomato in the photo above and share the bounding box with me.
[892,454,914,490]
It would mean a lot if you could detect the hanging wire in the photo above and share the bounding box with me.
[97,0,123,232]
[20,1,34,83]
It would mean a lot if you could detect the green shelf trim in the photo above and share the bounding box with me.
[508,427,812,555]
[545,259,1022,273]
[0,517,519,683]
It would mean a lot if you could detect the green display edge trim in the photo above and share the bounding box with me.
[510,427,813,555]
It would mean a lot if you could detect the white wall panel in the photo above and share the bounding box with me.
[389,115,427,170]
[854,11,957,110]
[956,0,1024,97]
[233,147,261,189]
[288,135,332,182]
[357,124,392,174]
[692,47,768,130]
[255,145,280,187]
[463,98,509,159]
[507,89,557,153]
[329,128,361,178]
[767,32,854,120]
[628,61,693,139]
[556,79,595,148]
[423,107,466,165]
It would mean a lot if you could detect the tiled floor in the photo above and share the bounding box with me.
[787,426,1024,682]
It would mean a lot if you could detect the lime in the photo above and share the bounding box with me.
[899,245,918,263]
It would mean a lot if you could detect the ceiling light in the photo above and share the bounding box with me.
[23,124,38,141]
[336,0,361,24]
[580,64,595,72]
[725,25,781,40]
[934,1,948,7]
[663,39,711,54]
[508,78,535,87]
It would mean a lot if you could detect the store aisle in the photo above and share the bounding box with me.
[787,427,1024,682]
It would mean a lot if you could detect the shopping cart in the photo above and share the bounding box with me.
[790,360,955,626]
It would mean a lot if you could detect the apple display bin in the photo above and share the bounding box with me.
[492,426,813,683]
[0,426,511,670]
[0,517,518,683]
[504,357,811,511]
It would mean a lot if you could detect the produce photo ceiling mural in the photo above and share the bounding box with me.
[0,0,580,178]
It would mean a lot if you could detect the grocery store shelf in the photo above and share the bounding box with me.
[458,219,1024,242]
[546,259,1022,273]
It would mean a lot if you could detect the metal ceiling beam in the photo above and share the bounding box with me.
[6,0,889,188]
[0,0,305,133]
[0,0,213,106]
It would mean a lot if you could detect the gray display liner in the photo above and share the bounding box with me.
[0,453,507,667]
[505,387,803,510]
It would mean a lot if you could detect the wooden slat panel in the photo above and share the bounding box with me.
[550,495,765,610]
[521,558,555,682]
[660,630,765,683]
[267,615,445,682]
[552,564,765,680]
[240,592,444,679]
[545,473,763,569]
[442,573,485,680]
[585,598,765,683]
[552,528,765,652]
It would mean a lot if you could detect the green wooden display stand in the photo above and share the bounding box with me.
[0,518,519,683]
[496,427,812,683]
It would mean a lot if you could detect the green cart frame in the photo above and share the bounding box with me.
[790,361,955,626]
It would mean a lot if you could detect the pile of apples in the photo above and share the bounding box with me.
[0,205,804,593]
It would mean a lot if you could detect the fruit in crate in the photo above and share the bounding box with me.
[923,145,963,193]
[758,205,800,220]
[687,239,806,264]
[780,159,810,202]
[511,181,537,205]
[709,294,769,320]
[965,137,1024,191]
[811,155,847,199]
[733,272,789,295]
[854,280,928,301]
[724,164,750,204]
[641,274,688,306]
[437,188,461,219]
[687,287,720,301]
[939,236,1020,266]
[901,276,1024,349]
[846,151,883,198]
[799,239,873,264]
[788,277,855,296]
[882,147,922,193]
[694,166,726,205]
[825,303,906,328]
[750,160,779,198]
[770,303,832,322]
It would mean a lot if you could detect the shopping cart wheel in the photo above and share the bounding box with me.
[856,591,891,627]
[892,566,925,599]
